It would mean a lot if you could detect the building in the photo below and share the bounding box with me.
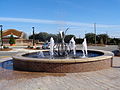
[2,29,34,46]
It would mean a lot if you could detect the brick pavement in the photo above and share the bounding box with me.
[0,57,119,90]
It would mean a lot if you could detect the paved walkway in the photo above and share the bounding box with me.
[0,45,119,90]
[0,57,119,90]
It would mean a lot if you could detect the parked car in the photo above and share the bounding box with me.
[42,42,50,49]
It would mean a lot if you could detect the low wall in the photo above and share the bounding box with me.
[13,58,112,73]
[13,49,114,73]
[3,39,39,46]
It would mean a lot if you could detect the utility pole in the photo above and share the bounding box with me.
[32,27,35,46]
[79,35,80,39]
[0,25,3,47]
[94,23,96,46]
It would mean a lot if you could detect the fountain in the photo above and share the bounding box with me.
[12,29,114,73]
[82,38,88,58]
[50,37,54,59]
[56,31,67,56]
[69,37,76,56]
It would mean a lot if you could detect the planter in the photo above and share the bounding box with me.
[10,44,16,46]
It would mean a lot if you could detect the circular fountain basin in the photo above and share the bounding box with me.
[12,49,114,73]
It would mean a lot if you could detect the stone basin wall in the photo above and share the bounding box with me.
[13,49,114,73]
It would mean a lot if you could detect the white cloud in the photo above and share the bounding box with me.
[0,17,120,28]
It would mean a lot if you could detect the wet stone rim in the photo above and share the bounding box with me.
[12,49,113,63]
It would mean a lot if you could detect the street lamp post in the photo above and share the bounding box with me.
[0,25,3,47]
[32,27,35,46]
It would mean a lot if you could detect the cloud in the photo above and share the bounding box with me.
[0,17,57,24]
[0,17,120,28]
[0,17,93,27]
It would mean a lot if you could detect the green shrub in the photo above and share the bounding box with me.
[36,47,40,49]
[9,34,15,44]
[27,45,31,48]
[30,46,33,49]
[3,45,9,49]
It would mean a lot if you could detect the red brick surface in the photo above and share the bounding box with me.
[13,58,112,73]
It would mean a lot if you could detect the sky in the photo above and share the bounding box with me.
[0,0,120,38]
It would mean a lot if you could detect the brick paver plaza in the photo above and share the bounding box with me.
[0,45,120,90]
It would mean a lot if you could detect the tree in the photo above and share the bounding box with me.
[29,32,58,42]
[97,34,109,44]
[64,35,75,43]
[47,34,57,42]
[38,32,49,42]
[109,38,120,45]
[85,33,96,44]
[9,34,15,45]
[75,38,83,44]
[29,32,49,42]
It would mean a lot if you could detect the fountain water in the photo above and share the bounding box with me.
[49,31,85,58]
[38,51,44,58]
[82,38,88,58]
[50,37,54,58]
[55,31,67,56]
[69,37,76,56]
[59,31,63,38]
